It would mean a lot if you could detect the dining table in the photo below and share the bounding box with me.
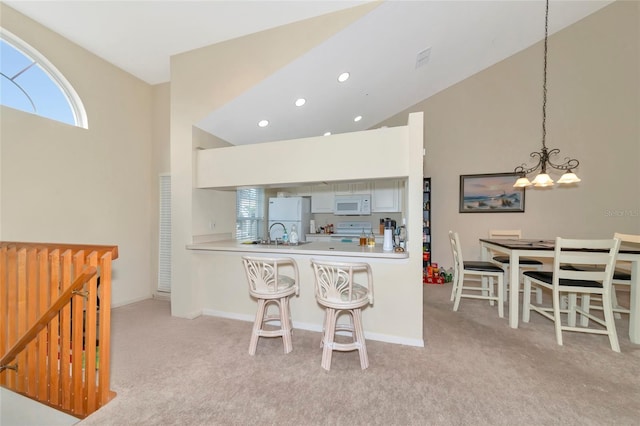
[479,238,640,344]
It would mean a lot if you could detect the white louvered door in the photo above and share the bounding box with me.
[158,174,171,292]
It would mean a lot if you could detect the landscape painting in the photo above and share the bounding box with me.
[459,173,525,213]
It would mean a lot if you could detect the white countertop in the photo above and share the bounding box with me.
[186,239,408,259]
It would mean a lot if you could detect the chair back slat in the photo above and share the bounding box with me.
[489,229,522,239]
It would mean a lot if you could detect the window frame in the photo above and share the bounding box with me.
[1,27,88,129]
[236,188,265,241]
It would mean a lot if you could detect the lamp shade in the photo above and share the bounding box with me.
[557,171,581,184]
[532,173,554,187]
[513,176,532,188]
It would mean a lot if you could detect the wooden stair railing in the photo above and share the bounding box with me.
[0,242,119,419]
[0,266,97,368]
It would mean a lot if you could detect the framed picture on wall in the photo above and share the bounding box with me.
[459,172,525,213]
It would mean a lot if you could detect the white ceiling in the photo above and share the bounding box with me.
[4,0,612,145]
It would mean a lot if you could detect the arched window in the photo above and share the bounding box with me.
[0,28,88,128]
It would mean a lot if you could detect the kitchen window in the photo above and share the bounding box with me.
[236,188,264,240]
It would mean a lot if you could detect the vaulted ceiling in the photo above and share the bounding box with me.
[5,0,612,145]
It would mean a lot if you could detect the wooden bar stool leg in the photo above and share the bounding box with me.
[322,308,337,371]
[320,309,331,349]
[280,297,293,354]
[352,309,368,370]
[249,299,266,355]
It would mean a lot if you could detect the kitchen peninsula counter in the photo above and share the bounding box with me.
[187,240,409,259]
[185,239,421,347]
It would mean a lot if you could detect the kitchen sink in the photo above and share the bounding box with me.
[245,240,310,246]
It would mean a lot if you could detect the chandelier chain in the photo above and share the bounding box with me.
[541,0,548,150]
[513,0,579,183]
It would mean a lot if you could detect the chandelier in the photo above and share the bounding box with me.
[513,0,580,188]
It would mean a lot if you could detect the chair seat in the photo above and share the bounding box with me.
[249,276,296,299]
[463,261,504,273]
[319,283,369,310]
[560,264,631,281]
[523,270,603,288]
[493,255,543,266]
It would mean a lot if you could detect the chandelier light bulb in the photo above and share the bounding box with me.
[513,176,533,188]
[532,173,554,187]
[557,171,581,184]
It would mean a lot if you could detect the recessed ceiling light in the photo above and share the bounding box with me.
[257,119,269,127]
[295,98,306,107]
[337,72,350,83]
[354,115,362,122]
[324,132,331,136]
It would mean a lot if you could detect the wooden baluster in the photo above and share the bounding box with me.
[97,251,114,406]
[84,251,99,413]
[17,248,27,393]
[71,250,85,414]
[26,248,38,396]
[60,250,72,411]
[37,248,49,401]
[0,245,8,386]
[48,249,61,406]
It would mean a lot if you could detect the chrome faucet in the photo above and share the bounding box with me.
[268,222,287,243]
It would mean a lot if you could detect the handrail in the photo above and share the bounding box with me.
[0,266,97,370]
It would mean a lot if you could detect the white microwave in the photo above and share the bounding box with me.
[334,194,371,216]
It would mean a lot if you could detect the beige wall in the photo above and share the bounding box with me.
[0,4,156,307]
[378,0,639,268]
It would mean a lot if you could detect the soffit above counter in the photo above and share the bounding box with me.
[195,123,411,190]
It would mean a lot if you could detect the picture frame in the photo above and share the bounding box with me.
[459,172,525,213]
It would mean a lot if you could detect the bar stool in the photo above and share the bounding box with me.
[310,259,374,371]
[242,256,299,355]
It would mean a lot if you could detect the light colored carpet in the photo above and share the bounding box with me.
[79,283,640,425]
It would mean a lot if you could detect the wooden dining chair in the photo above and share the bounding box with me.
[488,229,544,303]
[449,231,505,318]
[560,232,638,319]
[522,237,621,352]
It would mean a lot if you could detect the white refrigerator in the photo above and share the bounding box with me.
[268,197,311,242]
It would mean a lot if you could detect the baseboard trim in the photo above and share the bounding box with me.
[201,309,424,347]
[152,291,171,302]
[111,294,152,309]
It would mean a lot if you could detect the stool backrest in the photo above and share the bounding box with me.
[242,256,299,296]
[310,260,373,305]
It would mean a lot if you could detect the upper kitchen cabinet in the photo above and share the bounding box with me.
[290,186,313,197]
[333,182,371,195]
[371,179,404,212]
[310,184,334,213]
